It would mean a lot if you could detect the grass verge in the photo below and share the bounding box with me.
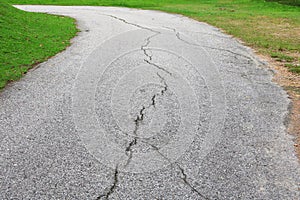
[0,2,77,89]
[8,0,300,73]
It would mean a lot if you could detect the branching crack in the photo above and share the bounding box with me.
[124,137,138,167]
[124,73,168,167]
[133,106,145,135]
[166,27,263,66]
[124,104,146,167]
[141,33,160,61]
[104,14,162,65]
[138,29,172,76]
[105,14,159,34]
[96,166,119,200]
[124,105,146,167]
[126,138,138,152]
[132,73,168,134]
[96,18,213,200]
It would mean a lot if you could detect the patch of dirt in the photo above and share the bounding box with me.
[259,54,300,160]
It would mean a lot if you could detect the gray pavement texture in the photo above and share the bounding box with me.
[1,5,299,200]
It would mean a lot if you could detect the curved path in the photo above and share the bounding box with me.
[1,6,299,199]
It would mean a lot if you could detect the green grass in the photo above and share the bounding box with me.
[285,63,300,73]
[2,0,299,88]
[8,0,300,73]
[0,2,77,89]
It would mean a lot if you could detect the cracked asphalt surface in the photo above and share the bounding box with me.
[1,5,299,199]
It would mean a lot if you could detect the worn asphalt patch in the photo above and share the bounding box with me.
[0,6,299,199]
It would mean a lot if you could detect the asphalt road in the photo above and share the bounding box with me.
[1,5,299,199]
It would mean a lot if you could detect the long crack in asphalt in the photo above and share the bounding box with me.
[144,59,173,76]
[142,141,211,200]
[164,26,264,67]
[96,166,119,200]
[123,28,171,168]
[124,72,169,168]
[105,14,160,34]
[141,32,173,76]
[96,16,208,200]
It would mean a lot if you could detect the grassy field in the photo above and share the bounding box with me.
[0,2,77,89]
[1,0,299,90]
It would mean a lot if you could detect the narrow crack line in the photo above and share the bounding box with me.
[142,141,169,160]
[179,167,210,200]
[144,59,173,76]
[126,138,138,152]
[202,45,256,61]
[125,74,168,167]
[124,147,134,167]
[163,25,232,39]
[151,94,156,107]
[141,141,210,200]
[96,166,119,200]
[104,14,159,34]
[138,29,173,76]
[202,45,266,66]
[141,32,160,61]
[133,73,168,132]
[161,84,167,95]
[138,106,145,121]
[133,106,145,135]
[156,72,169,95]
[163,26,176,32]
[124,137,138,167]
[168,27,262,66]
[142,46,152,61]
[124,104,146,167]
